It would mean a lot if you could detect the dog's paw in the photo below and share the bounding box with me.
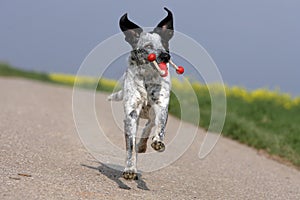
[123,168,138,180]
[151,140,165,152]
[137,144,147,153]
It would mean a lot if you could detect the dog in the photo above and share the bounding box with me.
[108,7,174,180]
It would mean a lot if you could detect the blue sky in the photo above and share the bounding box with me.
[1,0,299,95]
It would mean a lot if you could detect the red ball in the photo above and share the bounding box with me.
[176,66,184,74]
[147,53,156,62]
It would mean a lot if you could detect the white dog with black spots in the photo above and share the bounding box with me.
[108,7,174,180]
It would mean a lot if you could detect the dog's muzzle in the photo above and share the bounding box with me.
[157,52,171,63]
[130,48,170,65]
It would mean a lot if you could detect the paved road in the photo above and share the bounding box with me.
[1,78,300,199]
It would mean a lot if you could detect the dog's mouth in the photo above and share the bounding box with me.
[130,49,170,65]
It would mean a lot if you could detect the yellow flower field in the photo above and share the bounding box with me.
[49,73,117,90]
[49,73,300,109]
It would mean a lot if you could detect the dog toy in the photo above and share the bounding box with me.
[169,60,184,75]
[147,53,184,77]
[147,53,168,77]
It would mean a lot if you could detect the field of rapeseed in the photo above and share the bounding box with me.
[48,73,117,92]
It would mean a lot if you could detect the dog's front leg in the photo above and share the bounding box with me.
[151,103,168,152]
[151,84,170,152]
[123,98,143,180]
[122,70,147,180]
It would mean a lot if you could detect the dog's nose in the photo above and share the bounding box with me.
[158,52,171,63]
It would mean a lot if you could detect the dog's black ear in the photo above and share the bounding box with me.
[153,7,174,50]
[119,13,143,48]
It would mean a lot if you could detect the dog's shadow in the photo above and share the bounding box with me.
[81,162,149,190]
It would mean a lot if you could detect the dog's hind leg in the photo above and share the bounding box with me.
[137,112,155,153]
[137,106,156,153]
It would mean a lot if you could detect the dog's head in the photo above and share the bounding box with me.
[119,7,173,65]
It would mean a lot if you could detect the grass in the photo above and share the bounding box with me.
[170,82,300,167]
[0,62,53,82]
[223,95,300,166]
[1,62,300,167]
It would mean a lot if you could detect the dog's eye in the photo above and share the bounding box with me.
[144,44,154,49]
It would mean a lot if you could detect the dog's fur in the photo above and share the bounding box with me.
[108,7,174,180]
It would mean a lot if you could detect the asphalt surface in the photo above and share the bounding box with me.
[1,77,300,200]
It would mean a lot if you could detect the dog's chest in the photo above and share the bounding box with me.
[127,63,170,103]
[129,63,161,83]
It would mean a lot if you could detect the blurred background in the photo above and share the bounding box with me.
[0,0,299,95]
